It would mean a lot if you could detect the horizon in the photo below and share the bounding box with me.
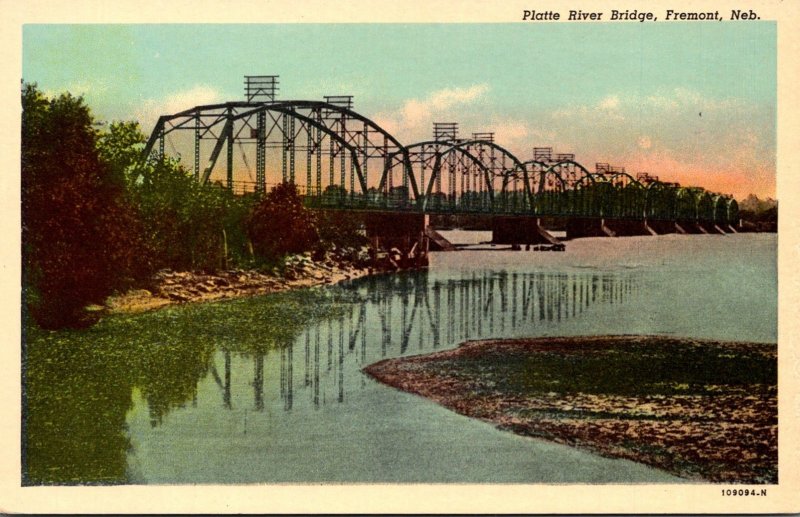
[22,23,777,200]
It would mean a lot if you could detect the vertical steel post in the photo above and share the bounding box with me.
[281,114,288,182]
[226,119,233,190]
[306,123,312,195]
[339,115,346,200]
[362,126,369,194]
[329,138,335,192]
[384,137,391,194]
[194,116,201,180]
[256,110,266,195]
[316,125,322,196]
[350,155,355,201]
[448,152,456,208]
[420,149,426,199]
[289,116,296,183]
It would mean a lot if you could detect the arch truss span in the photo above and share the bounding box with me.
[140,97,732,223]
[386,139,532,214]
[524,159,600,217]
[141,100,411,204]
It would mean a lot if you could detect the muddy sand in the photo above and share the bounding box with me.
[365,335,777,483]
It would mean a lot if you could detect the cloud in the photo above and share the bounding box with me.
[426,84,490,110]
[43,80,108,99]
[552,95,626,122]
[373,85,775,198]
[492,121,529,145]
[373,84,489,141]
[598,95,620,110]
[522,88,775,198]
[134,85,223,130]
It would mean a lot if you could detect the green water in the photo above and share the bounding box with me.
[22,233,776,484]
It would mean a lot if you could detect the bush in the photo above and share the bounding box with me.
[247,182,319,263]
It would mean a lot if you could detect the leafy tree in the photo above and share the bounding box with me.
[97,120,147,187]
[97,120,254,272]
[247,182,319,262]
[21,84,143,329]
[316,210,366,250]
[130,156,254,272]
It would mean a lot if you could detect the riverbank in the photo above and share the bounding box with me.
[104,250,374,314]
[364,335,777,483]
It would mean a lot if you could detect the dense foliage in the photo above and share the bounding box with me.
[22,84,368,329]
[316,209,367,250]
[21,84,144,329]
[246,182,319,262]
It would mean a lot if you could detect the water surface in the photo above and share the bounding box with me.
[24,233,776,484]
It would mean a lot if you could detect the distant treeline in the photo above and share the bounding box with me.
[21,84,363,329]
[737,194,777,233]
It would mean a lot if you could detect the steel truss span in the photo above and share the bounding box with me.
[143,83,738,226]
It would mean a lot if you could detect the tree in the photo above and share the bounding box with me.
[97,120,254,272]
[247,182,319,262]
[21,84,142,329]
[316,210,366,250]
[129,156,253,272]
[97,120,147,187]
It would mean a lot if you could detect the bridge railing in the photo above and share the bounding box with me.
[214,176,737,225]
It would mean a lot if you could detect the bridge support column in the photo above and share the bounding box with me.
[566,217,615,239]
[647,220,679,235]
[491,217,562,248]
[677,220,706,234]
[603,219,653,237]
[364,212,430,269]
[695,222,726,234]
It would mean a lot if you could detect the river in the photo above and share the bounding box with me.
[122,233,775,483]
[24,233,776,484]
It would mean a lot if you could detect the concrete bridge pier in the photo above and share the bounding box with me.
[491,216,563,249]
[364,212,430,269]
[565,217,615,239]
[677,220,707,234]
[647,220,680,235]
[677,221,726,234]
[603,219,655,237]
[711,224,728,234]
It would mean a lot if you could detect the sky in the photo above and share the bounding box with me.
[22,23,777,199]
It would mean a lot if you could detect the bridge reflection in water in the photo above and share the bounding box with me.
[203,270,641,416]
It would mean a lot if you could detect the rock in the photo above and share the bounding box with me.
[197,283,215,293]
[168,291,191,302]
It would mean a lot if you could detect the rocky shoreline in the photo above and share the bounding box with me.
[104,249,374,314]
